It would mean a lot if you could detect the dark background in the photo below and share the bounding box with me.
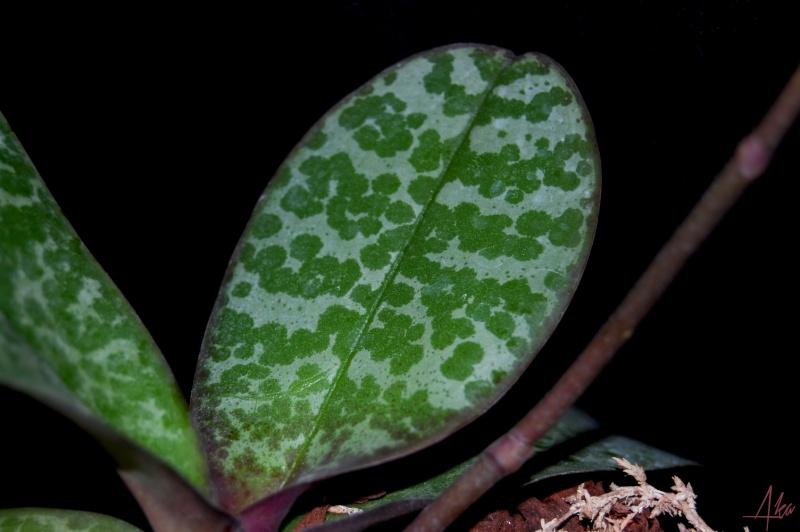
[1,2,796,531]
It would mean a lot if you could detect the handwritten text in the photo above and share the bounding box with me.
[743,485,795,531]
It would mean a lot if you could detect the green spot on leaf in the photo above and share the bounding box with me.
[516,210,552,237]
[280,186,324,218]
[409,129,446,172]
[251,213,282,239]
[487,311,516,339]
[408,175,438,205]
[290,234,323,262]
[385,282,415,307]
[549,208,584,248]
[441,341,485,381]
[232,282,252,298]
[339,93,415,157]
[307,130,328,150]
[373,173,401,194]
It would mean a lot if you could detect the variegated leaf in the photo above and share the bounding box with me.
[191,44,601,513]
[0,112,209,492]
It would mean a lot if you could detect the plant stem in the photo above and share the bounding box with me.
[405,65,800,532]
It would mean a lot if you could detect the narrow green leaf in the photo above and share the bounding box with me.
[280,408,599,531]
[192,44,601,513]
[521,434,699,484]
[338,420,696,516]
[281,410,696,529]
[0,112,209,492]
[357,409,600,509]
[0,508,143,531]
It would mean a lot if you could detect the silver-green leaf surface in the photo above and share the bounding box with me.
[191,44,601,513]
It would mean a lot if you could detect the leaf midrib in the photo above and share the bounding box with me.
[281,51,516,488]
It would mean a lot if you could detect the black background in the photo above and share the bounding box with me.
[1,2,797,531]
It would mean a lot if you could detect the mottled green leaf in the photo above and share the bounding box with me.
[0,112,209,492]
[192,44,601,513]
[0,508,143,531]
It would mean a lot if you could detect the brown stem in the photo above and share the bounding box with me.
[405,65,800,532]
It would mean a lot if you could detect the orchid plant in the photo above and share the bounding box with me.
[1,43,796,532]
